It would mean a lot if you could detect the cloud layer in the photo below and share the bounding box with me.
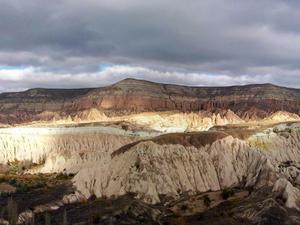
[1,0,300,91]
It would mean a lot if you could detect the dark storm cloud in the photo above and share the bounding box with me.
[1,0,300,90]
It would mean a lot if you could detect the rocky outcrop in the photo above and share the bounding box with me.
[273,178,300,210]
[73,123,300,209]
[73,136,276,204]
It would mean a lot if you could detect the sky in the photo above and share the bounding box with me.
[1,0,300,92]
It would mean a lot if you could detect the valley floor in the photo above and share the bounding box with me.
[1,181,299,225]
[0,119,300,224]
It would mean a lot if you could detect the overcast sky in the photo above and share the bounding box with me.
[1,0,300,91]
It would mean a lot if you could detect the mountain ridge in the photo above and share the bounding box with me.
[0,78,297,94]
[1,78,300,124]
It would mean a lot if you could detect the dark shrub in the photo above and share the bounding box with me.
[203,195,211,208]
[221,188,234,200]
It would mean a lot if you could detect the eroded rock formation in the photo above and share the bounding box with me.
[72,123,300,210]
[0,126,140,173]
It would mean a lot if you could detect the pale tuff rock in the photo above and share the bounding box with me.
[18,210,34,225]
[74,142,220,204]
[120,110,298,133]
[280,166,300,182]
[247,124,300,163]
[0,127,138,173]
[11,110,300,131]
[17,199,67,225]
[29,108,109,125]
[0,219,9,225]
[73,123,300,208]
[62,192,86,204]
[262,111,300,123]
[296,174,300,186]
[233,197,291,224]
[39,132,137,173]
[1,119,300,211]
[17,193,86,224]
[273,178,300,211]
[205,137,276,188]
[73,108,109,123]
[74,137,276,204]
[125,110,244,132]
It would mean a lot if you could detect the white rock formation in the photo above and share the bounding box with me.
[1,119,300,211]
[247,123,300,163]
[273,178,300,211]
[0,126,140,173]
[73,136,276,204]
[73,108,109,123]
[73,123,300,209]
[263,111,300,123]
[124,110,245,132]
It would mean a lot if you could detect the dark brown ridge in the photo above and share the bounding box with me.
[111,123,273,158]
[111,131,229,158]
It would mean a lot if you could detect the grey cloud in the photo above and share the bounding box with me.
[0,0,300,88]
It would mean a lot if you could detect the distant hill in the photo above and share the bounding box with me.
[1,78,300,124]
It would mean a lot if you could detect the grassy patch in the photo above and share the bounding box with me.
[0,172,74,194]
[247,138,271,150]
[0,159,43,175]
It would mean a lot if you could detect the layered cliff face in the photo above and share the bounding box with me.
[73,122,300,210]
[0,88,92,124]
[1,79,300,124]
[74,79,300,117]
